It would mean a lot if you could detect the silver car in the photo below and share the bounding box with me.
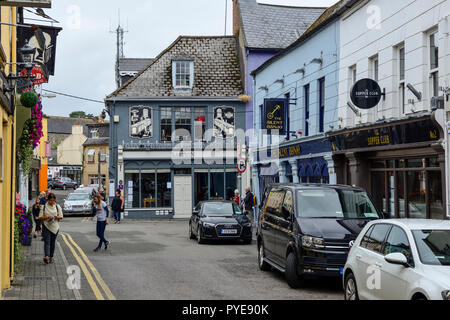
[63,193,93,215]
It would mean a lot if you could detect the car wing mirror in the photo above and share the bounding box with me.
[385,253,409,267]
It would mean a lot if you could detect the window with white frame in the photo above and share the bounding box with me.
[370,55,380,110]
[87,149,95,163]
[429,31,439,98]
[398,45,406,114]
[173,60,194,88]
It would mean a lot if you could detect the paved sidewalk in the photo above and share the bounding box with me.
[2,236,81,300]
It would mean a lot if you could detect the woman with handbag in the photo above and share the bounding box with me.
[39,193,63,264]
[93,194,110,252]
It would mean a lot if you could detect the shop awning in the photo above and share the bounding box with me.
[259,163,279,176]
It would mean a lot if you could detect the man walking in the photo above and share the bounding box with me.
[243,187,255,223]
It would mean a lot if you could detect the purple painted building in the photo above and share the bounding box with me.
[232,0,326,135]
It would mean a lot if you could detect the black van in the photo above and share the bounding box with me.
[256,184,383,288]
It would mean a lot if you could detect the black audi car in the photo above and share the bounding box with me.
[189,201,253,244]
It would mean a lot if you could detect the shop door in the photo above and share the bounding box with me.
[174,175,192,218]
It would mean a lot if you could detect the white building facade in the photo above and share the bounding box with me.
[329,0,450,220]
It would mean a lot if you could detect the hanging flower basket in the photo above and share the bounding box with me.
[20,90,39,108]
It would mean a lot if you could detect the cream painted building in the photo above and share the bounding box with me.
[57,124,87,166]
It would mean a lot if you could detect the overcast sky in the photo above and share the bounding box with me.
[30,0,338,117]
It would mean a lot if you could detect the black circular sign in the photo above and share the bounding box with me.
[350,78,382,110]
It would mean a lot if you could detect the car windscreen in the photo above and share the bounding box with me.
[412,230,450,266]
[296,189,379,219]
[67,194,91,201]
[202,203,234,216]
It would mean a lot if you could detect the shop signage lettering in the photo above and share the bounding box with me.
[264,99,287,133]
[351,78,383,110]
[330,119,440,152]
[272,144,302,159]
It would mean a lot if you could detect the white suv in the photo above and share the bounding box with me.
[343,219,450,300]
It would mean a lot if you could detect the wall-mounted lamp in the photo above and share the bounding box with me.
[407,83,422,101]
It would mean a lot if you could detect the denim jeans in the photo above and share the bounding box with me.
[113,210,121,222]
[96,221,108,248]
[42,224,58,258]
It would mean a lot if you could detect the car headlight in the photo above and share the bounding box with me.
[302,236,325,249]
[203,222,216,228]
[442,291,450,300]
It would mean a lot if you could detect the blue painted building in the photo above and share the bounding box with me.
[250,4,342,199]
[106,36,245,219]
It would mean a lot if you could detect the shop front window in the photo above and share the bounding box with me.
[195,171,208,205]
[125,171,140,209]
[429,171,444,220]
[225,171,238,201]
[210,171,225,200]
[141,171,156,208]
[407,171,426,219]
[157,170,172,208]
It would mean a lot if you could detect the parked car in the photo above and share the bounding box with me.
[51,177,78,190]
[257,184,383,288]
[189,201,253,244]
[343,219,450,300]
[63,192,93,215]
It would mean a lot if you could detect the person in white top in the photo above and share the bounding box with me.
[39,193,63,264]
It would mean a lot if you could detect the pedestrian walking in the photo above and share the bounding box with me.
[39,193,63,264]
[243,187,255,223]
[111,190,124,224]
[32,198,42,239]
[92,194,110,252]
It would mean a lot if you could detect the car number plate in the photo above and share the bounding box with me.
[221,229,238,235]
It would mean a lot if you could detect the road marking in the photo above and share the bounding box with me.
[64,233,116,300]
[56,241,82,300]
[60,233,105,300]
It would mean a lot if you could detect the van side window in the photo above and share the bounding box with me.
[364,224,392,254]
[281,191,293,219]
[265,190,286,217]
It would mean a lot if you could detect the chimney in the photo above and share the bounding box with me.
[233,0,241,36]
[72,123,83,135]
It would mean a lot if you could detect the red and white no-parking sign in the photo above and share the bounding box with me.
[237,158,247,174]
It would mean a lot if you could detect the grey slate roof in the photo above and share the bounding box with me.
[108,36,243,99]
[118,58,154,73]
[237,0,326,49]
[47,116,93,136]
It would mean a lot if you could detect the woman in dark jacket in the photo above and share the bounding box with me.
[32,198,42,238]
[111,190,124,224]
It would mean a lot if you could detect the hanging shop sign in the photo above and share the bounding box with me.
[17,24,62,76]
[350,78,383,110]
[264,98,288,133]
[330,119,440,152]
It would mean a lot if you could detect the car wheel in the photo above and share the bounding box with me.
[197,225,204,244]
[189,223,196,240]
[258,242,271,271]
[285,252,304,289]
[344,273,359,301]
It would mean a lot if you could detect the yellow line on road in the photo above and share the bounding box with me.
[64,233,116,300]
[60,233,105,300]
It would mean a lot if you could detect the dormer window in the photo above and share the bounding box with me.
[172,60,194,89]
